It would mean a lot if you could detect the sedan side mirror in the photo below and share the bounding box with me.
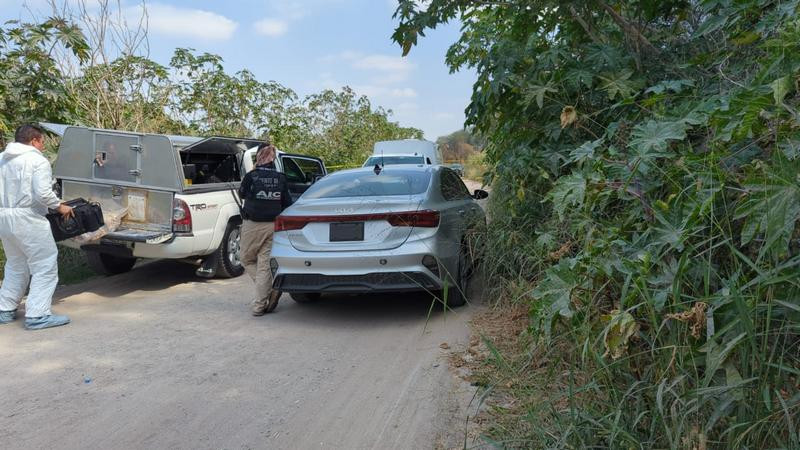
[472,189,489,200]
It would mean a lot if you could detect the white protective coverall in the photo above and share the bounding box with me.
[0,142,63,318]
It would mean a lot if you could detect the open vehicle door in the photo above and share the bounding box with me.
[278,154,327,202]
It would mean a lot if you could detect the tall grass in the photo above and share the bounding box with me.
[0,245,94,285]
[473,157,800,448]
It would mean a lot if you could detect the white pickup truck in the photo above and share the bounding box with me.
[44,124,326,278]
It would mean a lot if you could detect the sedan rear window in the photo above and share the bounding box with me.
[302,170,432,199]
[364,156,425,166]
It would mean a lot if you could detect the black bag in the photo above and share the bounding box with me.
[47,198,105,242]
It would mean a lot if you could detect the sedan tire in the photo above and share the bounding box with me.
[442,246,470,308]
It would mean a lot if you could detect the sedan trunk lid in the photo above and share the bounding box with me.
[283,196,426,252]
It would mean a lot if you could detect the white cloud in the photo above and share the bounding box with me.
[390,88,418,98]
[253,18,289,37]
[321,51,416,82]
[266,0,347,20]
[350,84,418,100]
[252,1,346,39]
[434,112,455,120]
[130,3,238,41]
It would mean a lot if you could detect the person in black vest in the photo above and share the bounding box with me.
[238,143,292,315]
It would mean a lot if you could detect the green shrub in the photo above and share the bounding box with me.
[395,0,800,446]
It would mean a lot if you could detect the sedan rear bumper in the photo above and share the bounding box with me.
[274,271,439,293]
[269,231,455,294]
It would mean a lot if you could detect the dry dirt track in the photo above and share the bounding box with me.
[0,180,489,450]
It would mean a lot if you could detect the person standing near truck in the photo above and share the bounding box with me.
[238,143,293,315]
[0,124,74,330]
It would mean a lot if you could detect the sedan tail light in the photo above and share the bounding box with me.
[275,210,440,232]
[386,210,440,227]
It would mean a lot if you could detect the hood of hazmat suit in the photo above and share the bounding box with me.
[0,142,63,318]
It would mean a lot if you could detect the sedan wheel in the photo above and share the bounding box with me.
[443,247,469,308]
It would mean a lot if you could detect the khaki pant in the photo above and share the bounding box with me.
[240,220,275,308]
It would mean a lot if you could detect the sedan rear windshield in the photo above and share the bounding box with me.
[364,156,424,166]
[302,170,432,199]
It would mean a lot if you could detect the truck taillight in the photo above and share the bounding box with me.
[173,199,192,233]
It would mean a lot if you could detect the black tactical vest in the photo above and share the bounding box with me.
[240,165,292,221]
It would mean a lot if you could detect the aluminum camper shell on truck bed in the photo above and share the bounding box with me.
[43,123,326,278]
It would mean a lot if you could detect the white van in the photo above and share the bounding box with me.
[362,139,442,167]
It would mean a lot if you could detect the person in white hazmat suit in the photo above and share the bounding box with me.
[0,124,74,330]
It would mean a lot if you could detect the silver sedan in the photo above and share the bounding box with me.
[269,165,488,307]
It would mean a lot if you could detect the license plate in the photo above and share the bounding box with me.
[330,222,364,242]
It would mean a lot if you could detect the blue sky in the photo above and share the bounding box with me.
[5,0,476,140]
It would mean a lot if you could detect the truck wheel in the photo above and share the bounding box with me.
[290,293,321,303]
[85,251,137,276]
[214,221,245,278]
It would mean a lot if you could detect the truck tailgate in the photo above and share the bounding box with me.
[103,229,173,244]
[62,180,174,243]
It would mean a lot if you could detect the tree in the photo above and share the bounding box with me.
[296,87,423,167]
[169,48,300,138]
[436,128,484,162]
[0,17,88,144]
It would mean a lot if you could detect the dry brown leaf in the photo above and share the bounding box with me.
[439,342,450,350]
[666,302,708,339]
[560,106,577,128]
[548,240,574,261]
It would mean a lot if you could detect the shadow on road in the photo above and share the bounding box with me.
[54,259,210,301]
[272,272,486,329]
[51,257,486,330]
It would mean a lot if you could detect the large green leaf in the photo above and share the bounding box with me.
[548,173,587,220]
[523,82,557,109]
[645,79,695,95]
[531,260,580,342]
[598,69,639,100]
[629,120,688,154]
[568,139,603,164]
[735,162,800,258]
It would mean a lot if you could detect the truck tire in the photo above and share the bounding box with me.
[85,251,137,276]
[214,221,245,278]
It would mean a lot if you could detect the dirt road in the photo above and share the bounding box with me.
[0,263,483,449]
[0,180,488,450]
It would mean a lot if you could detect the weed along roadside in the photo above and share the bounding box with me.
[397,0,800,448]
